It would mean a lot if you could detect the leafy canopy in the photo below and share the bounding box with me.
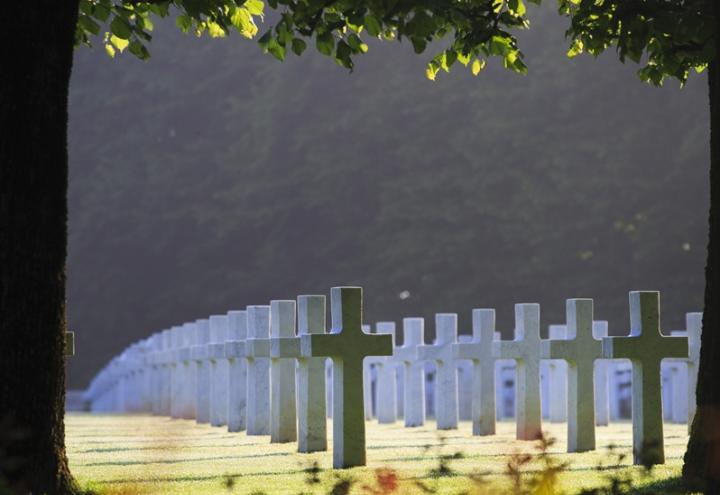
[76,0,713,84]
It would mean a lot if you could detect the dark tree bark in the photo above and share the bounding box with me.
[0,3,80,494]
[683,4,720,492]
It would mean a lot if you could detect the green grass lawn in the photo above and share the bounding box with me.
[66,413,692,494]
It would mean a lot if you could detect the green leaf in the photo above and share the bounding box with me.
[78,15,101,36]
[207,21,227,38]
[149,3,170,17]
[276,23,292,45]
[335,40,353,68]
[258,30,272,50]
[267,38,286,61]
[457,51,470,67]
[567,38,583,58]
[316,31,334,56]
[136,14,154,32]
[364,15,382,37]
[425,61,439,80]
[410,37,427,54]
[244,0,264,16]
[231,7,258,38]
[347,33,363,52]
[110,16,133,40]
[291,38,307,56]
[489,35,511,56]
[471,58,485,75]
[128,40,150,60]
[110,34,129,52]
[176,15,192,34]
[79,0,93,16]
[508,0,526,16]
[93,5,111,22]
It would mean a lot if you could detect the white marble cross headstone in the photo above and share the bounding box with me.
[395,318,425,427]
[269,300,298,443]
[148,332,163,416]
[419,314,459,430]
[593,321,610,426]
[685,312,702,432]
[603,291,688,465]
[208,315,229,427]
[161,329,174,416]
[191,318,211,424]
[453,309,497,435]
[375,322,398,424]
[494,304,542,441]
[246,305,271,435]
[225,310,248,432]
[300,287,393,468]
[362,324,375,420]
[179,322,197,419]
[546,325,568,423]
[170,325,184,419]
[542,299,602,452]
[296,295,327,452]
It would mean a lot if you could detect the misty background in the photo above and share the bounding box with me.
[67,3,708,389]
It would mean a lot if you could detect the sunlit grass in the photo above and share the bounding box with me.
[66,413,692,494]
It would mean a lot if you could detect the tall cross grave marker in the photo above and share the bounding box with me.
[300,287,392,468]
[225,310,248,432]
[453,309,497,436]
[418,314,459,430]
[296,295,328,452]
[602,291,688,465]
[208,315,229,427]
[395,318,425,427]
[246,305,271,435]
[269,300,298,443]
[542,299,602,452]
[191,319,211,424]
[494,304,543,440]
[375,322,398,424]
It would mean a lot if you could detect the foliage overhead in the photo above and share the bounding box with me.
[75,0,714,85]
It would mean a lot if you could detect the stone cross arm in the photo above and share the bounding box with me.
[454,341,483,360]
[418,343,453,361]
[493,340,534,360]
[191,345,208,362]
[454,309,495,361]
[394,345,417,363]
[225,340,247,359]
[207,342,227,361]
[543,299,602,362]
[246,338,271,358]
[302,333,392,360]
[177,347,193,362]
[603,336,688,361]
[270,338,301,358]
[602,292,688,361]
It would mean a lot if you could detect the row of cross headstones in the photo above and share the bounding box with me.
[83,288,700,468]
[365,338,693,426]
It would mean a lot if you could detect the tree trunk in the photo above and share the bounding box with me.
[683,4,720,492]
[0,3,80,494]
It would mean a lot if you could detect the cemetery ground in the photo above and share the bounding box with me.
[67,414,692,495]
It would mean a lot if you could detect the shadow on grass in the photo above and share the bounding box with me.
[623,476,692,494]
[80,451,293,467]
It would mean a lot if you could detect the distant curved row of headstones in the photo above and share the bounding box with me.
[82,287,700,468]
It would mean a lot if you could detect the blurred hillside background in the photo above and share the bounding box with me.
[67,3,708,388]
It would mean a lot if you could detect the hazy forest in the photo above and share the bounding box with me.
[67,3,708,389]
